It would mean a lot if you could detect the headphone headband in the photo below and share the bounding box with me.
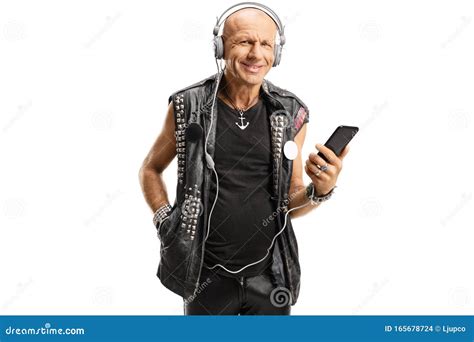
[213,2,285,46]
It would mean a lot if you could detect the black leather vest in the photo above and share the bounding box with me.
[156,73,309,306]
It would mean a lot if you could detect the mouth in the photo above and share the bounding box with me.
[240,62,264,73]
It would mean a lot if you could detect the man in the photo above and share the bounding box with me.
[139,3,350,315]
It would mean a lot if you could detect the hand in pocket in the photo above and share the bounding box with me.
[156,217,171,241]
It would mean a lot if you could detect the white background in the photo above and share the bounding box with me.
[1,0,473,315]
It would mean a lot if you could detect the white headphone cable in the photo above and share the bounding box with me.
[205,194,316,274]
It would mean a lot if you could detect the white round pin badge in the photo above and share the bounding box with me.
[283,141,298,160]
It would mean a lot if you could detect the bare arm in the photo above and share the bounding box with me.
[139,102,177,213]
[287,124,321,218]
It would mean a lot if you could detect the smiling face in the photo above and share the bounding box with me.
[222,8,278,87]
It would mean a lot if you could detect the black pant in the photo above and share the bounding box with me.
[183,265,291,315]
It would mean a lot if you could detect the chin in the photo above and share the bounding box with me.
[241,74,264,85]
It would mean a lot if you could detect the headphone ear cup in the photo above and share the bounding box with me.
[213,36,224,60]
[273,44,282,67]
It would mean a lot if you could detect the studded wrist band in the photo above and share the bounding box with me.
[305,183,336,204]
[153,204,173,228]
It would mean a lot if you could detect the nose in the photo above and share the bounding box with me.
[248,42,265,61]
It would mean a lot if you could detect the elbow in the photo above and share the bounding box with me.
[138,164,146,189]
[138,162,159,186]
[138,159,148,181]
[138,164,145,183]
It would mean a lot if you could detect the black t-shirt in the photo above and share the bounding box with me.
[203,95,278,278]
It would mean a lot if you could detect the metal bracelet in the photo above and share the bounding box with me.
[153,204,173,228]
[305,183,336,204]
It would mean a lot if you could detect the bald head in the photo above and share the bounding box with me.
[222,8,277,41]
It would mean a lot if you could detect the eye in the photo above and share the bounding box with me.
[240,40,249,45]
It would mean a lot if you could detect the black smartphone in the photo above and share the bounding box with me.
[317,125,359,162]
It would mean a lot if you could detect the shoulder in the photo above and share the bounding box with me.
[263,79,309,112]
[168,74,217,104]
[263,79,310,133]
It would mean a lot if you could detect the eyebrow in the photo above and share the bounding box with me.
[233,34,274,44]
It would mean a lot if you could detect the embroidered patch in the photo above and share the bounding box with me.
[294,106,307,132]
